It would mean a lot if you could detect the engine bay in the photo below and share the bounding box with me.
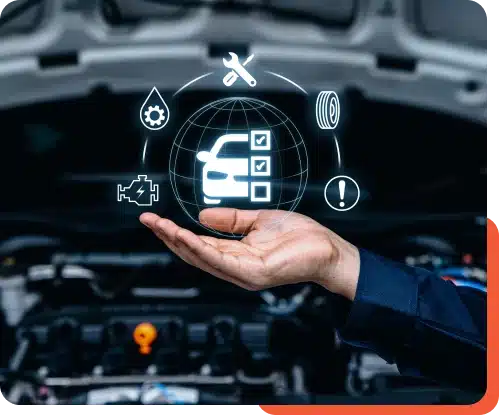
[0,224,486,404]
[0,89,486,404]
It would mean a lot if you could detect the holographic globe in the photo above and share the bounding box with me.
[169,97,308,237]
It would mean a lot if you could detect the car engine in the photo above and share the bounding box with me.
[0,206,486,404]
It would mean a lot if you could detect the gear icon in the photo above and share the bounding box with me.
[144,105,166,127]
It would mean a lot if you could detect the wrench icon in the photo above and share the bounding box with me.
[223,54,254,87]
[223,52,257,87]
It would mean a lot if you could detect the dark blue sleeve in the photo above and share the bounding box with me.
[337,249,486,392]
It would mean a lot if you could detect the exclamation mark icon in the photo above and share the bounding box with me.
[339,180,346,208]
[325,175,360,212]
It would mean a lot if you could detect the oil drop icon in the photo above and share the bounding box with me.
[140,87,170,131]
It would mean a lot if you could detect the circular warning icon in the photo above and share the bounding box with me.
[324,175,360,212]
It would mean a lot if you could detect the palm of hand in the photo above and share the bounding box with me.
[140,209,343,293]
[199,210,337,289]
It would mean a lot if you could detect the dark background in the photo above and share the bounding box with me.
[0,0,487,405]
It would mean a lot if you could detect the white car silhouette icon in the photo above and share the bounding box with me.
[196,134,249,205]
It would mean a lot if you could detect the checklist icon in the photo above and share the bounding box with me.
[251,156,271,177]
[251,130,271,151]
[251,182,271,202]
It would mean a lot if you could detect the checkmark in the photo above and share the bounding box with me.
[251,130,271,150]
[256,135,267,145]
[251,156,271,176]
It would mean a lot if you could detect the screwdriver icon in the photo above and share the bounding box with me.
[223,54,255,87]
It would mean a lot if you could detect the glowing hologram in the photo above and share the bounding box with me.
[251,156,271,177]
[140,87,170,131]
[169,97,308,238]
[173,72,213,97]
[265,71,309,95]
[222,53,257,87]
[195,128,273,203]
[223,54,255,87]
[144,105,166,127]
[142,138,148,166]
[204,197,221,205]
[251,182,271,202]
[316,91,340,130]
[324,175,360,212]
[333,134,342,169]
[250,130,271,150]
[118,175,159,206]
[196,133,250,204]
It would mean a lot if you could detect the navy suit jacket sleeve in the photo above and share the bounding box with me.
[337,249,486,392]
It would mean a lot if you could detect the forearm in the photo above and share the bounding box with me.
[330,248,486,392]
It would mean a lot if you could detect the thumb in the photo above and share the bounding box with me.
[199,208,261,235]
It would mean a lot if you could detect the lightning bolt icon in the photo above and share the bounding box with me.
[137,186,145,198]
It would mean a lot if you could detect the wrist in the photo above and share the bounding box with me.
[319,239,360,302]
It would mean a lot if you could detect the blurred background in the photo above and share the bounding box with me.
[0,0,487,405]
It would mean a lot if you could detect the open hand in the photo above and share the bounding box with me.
[140,209,360,301]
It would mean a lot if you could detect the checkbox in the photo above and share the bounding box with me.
[251,156,271,177]
[251,182,271,202]
[251,130,271,151]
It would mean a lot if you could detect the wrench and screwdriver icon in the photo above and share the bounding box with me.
[222,52,257,87]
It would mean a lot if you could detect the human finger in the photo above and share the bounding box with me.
[140,214,192,264]
[142,215,267,287]
[175,227,267,285]
[149,219,247,279]
[199,208,260,235]
[148,223,258,290]
[139,212,162,229]
[174,239,259,290]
